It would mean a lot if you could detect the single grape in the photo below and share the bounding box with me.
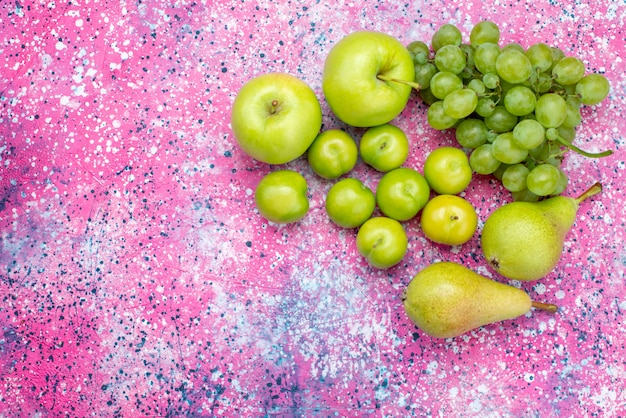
[552,56,586,85]
[496,49,532,84]
[544,155,564,168]
[430,71,464,100]
[550,168,569,196]
[557,125,576,143]
[476,98,496,117]
[502,42,525,54]
[520,113,538,122]
[534,71,554,93]
[484,106,518,133]
[492,132,529,164]
[460,44,476,68]
[432,23,462,51]
[535,93,567,128]
[467,78,486,95]
[502,164,530,192]
[512,188,540,202]
[544,127,559,141]
[469,144,501,174]
[525,43,553,72]
[560,97,582,128]
[528,142,550,162]
[470,21,500,47]
[455,118,489,149]
[526,164,561,196]
[503,85,537,116]
[419,88,439,106]
[435,45,467,74]
[414,62,439,89]
[549,47,565,71]
[443,88,478,119]
[561,83,577,95]
[575,73,610,105]
[407,40,431,65]
[498,79,517,96]
[427,100,458,130]
[492,163,510,181]
[482,72,500,90]
[512,119,545,149]
[474,43,501,74]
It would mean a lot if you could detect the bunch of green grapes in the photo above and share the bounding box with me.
[407,21,613,200]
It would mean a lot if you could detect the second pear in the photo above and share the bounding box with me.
[481,183,601,281]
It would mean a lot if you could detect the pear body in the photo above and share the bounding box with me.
[481,196,579,281]
[403,262,532,338]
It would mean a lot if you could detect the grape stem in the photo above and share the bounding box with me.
[553,134,613,158]
[376,74,421,90]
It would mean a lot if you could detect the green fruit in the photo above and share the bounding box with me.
[423,147,472,195]
[322,31,415,127]
[481,183,602,280]
[356,217,408,269]
[231,72,322,164]
[403,262,557,339]
[254,170,309,224]
[325,178,375,228]
[359,123,409,173]
[307,129,358,179]
[375,168,430,221]
[420,195,477,246]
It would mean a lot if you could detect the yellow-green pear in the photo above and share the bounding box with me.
[481,183,602,281]
[403,262,557,339]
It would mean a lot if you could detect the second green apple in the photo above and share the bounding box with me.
[322,31,415,127]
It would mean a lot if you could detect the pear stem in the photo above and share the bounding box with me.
[576,182,602,204]
[531,301,559,313]
[376,74,421,90]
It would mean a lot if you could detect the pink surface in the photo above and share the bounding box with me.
[1,0,625,416]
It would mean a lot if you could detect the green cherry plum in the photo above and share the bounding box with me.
[420,195,478,246]
[359,123,409,172]
[376,168,430,221]
[423,147,472,195]
[356,217,408,269]
[254,170,309,224]
[325,178,376,228]
[307,129,358,179]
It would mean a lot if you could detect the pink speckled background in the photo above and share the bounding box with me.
[1,0,625,416]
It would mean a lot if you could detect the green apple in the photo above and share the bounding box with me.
[231,72,322,164]
[359,123,409,172]
[322,31,416,127]
[255,170,309,223]
[423,146,473,195]
[376,168,430,221]
[307,129,358,179]
[356,217,408,269]
[325,178,375,228]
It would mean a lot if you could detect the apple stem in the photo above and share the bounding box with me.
[575,182,602,204]
[269,99,279,114]
[531,301,558,313]
[376,74,421,90]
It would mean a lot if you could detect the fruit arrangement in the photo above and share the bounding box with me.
[230,22,613,339]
